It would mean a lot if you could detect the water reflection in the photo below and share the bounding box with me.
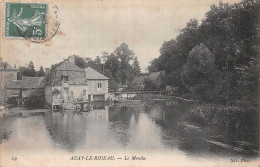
[44,112,88,151]
[0,115,16,143]
[0,102,258,158]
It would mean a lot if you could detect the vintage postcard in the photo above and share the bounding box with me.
[0,0,259,166]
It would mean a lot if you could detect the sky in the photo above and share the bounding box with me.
[0,0,240,72]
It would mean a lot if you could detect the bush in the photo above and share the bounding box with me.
[181,93,193,100]
[7,97,18,107]
[186,108,207,126]
[24,95,45,109]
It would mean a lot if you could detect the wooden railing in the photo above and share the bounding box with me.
[109,89,164,93]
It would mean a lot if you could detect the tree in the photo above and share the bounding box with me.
[114,43,134,85]
[26,61,36,77]
[17,61,36,78]
[104,53,120,83]
[75,55,87,69]
[158,39,184,87]
[143,78,158,89]
[17,66,26,80]
[176,19,200,61]
[182,43,216,102]
[233,60,259,106]
[147,58,159,72]
[133,56,141,76]
[125,63,136,85]
[36,66,46,77]
[146,0,259,105]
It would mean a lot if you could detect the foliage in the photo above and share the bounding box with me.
[50,43,141,90]
[147,0,259,106]
[24,95,45,109]
[143,78,158,89]
[7,97,18,107]
[182,44,216,102]
[133,56,141,76]
[36,66,46,77]
[233,60,259,106]
[17,61,46,79]
[114,43,135,85]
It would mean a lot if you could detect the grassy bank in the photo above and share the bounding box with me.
[186,104,258,126]
[184,104,259,152]
[133,94,168,100]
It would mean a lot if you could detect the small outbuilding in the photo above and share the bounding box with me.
[84,67,109,101]
[131,71,165,89]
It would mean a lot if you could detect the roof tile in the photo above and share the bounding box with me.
[85,67,109,80]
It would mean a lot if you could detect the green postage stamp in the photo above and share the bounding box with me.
[5,2,47,40]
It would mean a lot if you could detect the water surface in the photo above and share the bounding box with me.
[0,101,258,159]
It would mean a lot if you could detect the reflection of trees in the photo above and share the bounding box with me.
[108,106,139,146]
[211,110,259,153]
[44,112,87,152]
[0,116,17,144]
[144,102,259,156]
[145,105,185,129]
[144,104,195,150]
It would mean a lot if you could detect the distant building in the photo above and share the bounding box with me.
[4,76,45,106]
[4,55,110,108]
[45,56,88,109]
[21,76,45,98]
[0,57,17,90]
[84,67,109,101]
[132,71,165,89]
[4,80,22,99]
[0,57,18,103]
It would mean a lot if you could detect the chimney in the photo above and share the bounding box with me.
[45,68,50,74]
[68,55,75,64]
[0,57,2,63]
[14,64,16,69]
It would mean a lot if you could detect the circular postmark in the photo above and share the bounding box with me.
[16,4,60,43]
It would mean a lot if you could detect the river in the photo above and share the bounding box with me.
[0,100,259,166]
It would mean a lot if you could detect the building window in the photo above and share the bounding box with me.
[83,90,86,96]
[70,92,74,99]
[63,76,69,82]
[98,83,102,88]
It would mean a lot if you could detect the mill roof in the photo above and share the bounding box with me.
[5,77,44,89]
[22,77,45,89]
[84,67,109,80]
[132,76,147,85]
[149,71,161,81]
[5,80,23,89]
[46,59,87,86]
[132,71,163,85]
[55,60,83,71]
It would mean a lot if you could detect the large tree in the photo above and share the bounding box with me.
[182,43,216,102]
[133,56,141,76]
[36,66,46,77]
[147,0,259,105]
[114,43,135,85]
[27,61,36,77]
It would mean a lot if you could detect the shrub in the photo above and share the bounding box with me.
[7,97,18,107]
[24,95,45,109]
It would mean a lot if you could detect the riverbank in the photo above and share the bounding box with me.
[0,108,49,118]
[183,104,259,155]
[132,93,194,102]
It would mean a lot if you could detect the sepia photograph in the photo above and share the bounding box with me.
[0,0,259,166]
